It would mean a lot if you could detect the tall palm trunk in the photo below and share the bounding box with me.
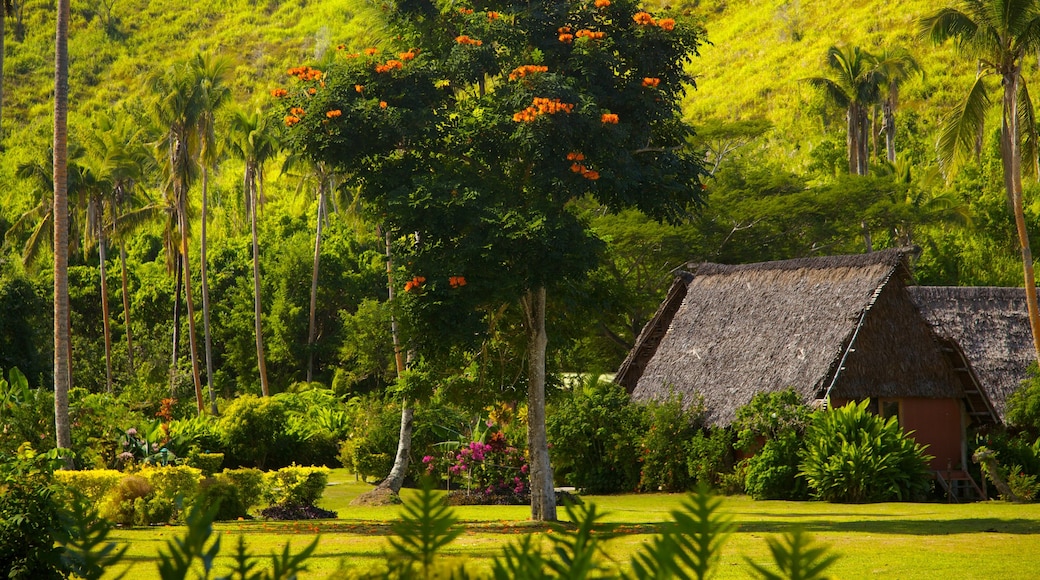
[306,179,326,383]
[1001,71,1040,361]
[177,198,205,414]
[119,242,135,372]
[98,228,114,393]
[170,252,182,395]
[248,164,270,396]
[883,99,896,163]
[522,286,556,522]
[200,164,217,413]
[53,0,72,460]
[1,4,7,145]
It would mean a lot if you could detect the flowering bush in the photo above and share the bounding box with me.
[428,420,528,503]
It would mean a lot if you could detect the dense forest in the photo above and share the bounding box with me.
[1,0,1037,404]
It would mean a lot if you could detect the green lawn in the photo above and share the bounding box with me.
[105,469,1040,579]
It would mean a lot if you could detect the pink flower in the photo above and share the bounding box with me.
[422,455,434,463]
[520,464,529,474]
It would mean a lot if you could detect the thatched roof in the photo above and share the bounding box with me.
[620,249,964,426]
[909,286,1036,420]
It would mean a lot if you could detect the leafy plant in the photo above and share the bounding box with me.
[386,484,464,577]
[0,445,67,579]
[746,529,839,580]
[799,400,933,502]
[639,396,706,492]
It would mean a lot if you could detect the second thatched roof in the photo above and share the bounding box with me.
[909,286,1036,421]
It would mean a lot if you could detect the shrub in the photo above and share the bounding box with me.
[546,380,644,494]
[433,420,528,503]
[138,465,203,512]
[188,452,224,477]
[799,400,933,503]
[100,475,154,526]
[639,396,705,493]
[733,388,811,453]
[338,396,401,480]
[1006,465,1040,502]
[218,395,290,469]
[53,469,123,512]
[263,465,331,508]
[194,478,248,521]
[215,468,266,513]
[744,431,809,500]
[1006,365,1040,437]
[686,428,733,488]
[0,445,66,580]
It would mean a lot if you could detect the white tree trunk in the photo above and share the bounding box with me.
[201,164,217,413]
[522,287,556,521]
[306,181,326,383]
[53,0,72,459]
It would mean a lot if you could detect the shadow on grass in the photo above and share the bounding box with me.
[734,517,1040,535]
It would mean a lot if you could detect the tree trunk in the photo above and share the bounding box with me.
[1002,71,1040,363]
[178,201,205,414]
[377,228,410,494]
[521,287,556,522]
[305,180,326,383]
[846,106,858,175]
[1,6,6,146]
[53,0,72,461]
[170,252,182,396]
[119,242,135,372]
[99,230,114,393]
[883,98,896,163]
[249,165,270,397]
[200,164,217,413]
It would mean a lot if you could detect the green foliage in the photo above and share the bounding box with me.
[1006,366,1040,436]
[746,529,840,580]
[546,379,644,494]
[0,445,67,580]
[263,465,330,508]
[626,485,734,580]
[53,469,123,513]
[799,400,933,503]
[1005,465,1040,502]
[214,468,267,514]
[191,452,226,477]
[338,395,402,481]
[639,396,706,493]
[58,494,128,580]
[686,428,733,489]
[156,501,223,580]
[219,395,289,469]
[194,478,250,521]
[734,389,811,500]
[138,464,203,517]
[0,367,56,457]
[386,484,464,577]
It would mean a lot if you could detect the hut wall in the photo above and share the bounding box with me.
[900,397,965,471]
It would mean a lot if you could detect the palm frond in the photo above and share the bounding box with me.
[921,7,981,54]
[802,77,851,109]
[937,75,992,177]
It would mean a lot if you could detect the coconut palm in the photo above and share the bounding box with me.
[874,48,921,163]
[53,0,72,458]
[191,54,232,413]
[1,0,12,144]
[228,107,279,396]
[150,61,206,413]
[923,0,1040,362]
[805,45,886,177]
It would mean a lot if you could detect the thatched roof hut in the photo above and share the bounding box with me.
[909,286,1035,421]
[617,249,966,426]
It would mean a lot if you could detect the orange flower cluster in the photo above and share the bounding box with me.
[458,7,474,14]
[287,66,323,81]
[455,35,484,46]
[380,101,389,109]
[285,115,301,127]
[558,26,573,43]
[576,29,606,40]
[375,59,404,73]
[633,11,655,25]
[449,276,467,288]
[566,152,598,179]
[642,77,661,87]
[633,12,674,30]
[364,47,379,56]
[271,88,288,98]
[487,11,500,19]
[595,0,611,7]
[343,52,360,59]
[290,107,306,117]
[601,113,619,124]
[326,110,342,118]
[404,276,426,293]
[307,87,317,95]
[512,97,575,122]
[355,84,365,93]
[508,64,549,80]
[399,50,417,61]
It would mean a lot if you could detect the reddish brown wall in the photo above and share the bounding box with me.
[831,396,964,471]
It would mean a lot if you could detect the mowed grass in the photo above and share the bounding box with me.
[105,468,1040,579]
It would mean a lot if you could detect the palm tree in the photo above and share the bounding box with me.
[150,62,206,414]
[805,45,886,177]
[228,107,278,396]
[191,54,232,413]
[923,0,1040,362]
[874,48,921,163]
[53,0,72,459]
[77,162,118,392]
[1,0,13,145]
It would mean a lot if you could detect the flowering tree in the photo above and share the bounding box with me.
[281,0,706,520]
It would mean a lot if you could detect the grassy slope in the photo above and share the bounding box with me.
[104,469,1040,579]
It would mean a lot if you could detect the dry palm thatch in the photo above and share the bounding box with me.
[619,248,963,426]
[909,286,1034,421]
